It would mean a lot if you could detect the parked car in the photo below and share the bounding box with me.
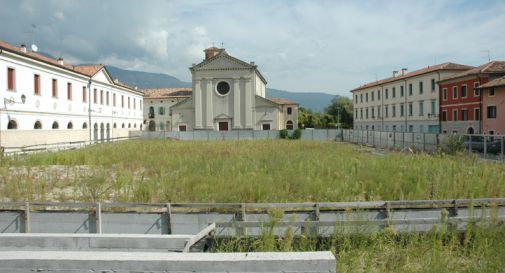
[464,136,503,154]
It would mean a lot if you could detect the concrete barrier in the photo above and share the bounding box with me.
[0,251,336,273]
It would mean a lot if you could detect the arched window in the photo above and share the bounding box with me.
[82,122,88,129]
[7,120,17,130]
[140,124,143,130]
[134,123,137,128]
[34,121,42,129]
[128,123,131,128]
[286,120,294,130]
[148,120,156,131]
[467,127,475,134]
[52,121,59,129]
[113,123,117,128]
[67,122,73,129]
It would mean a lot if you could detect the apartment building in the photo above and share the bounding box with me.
[439,61,505,134]
[479,76,505,135]
[351,63,472,133]
[143,87,191,131]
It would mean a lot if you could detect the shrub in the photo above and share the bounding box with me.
[279,129,288,139]
[290,128,302,139]
[442,134,465,155]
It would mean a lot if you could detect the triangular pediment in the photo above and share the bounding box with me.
[193,53,253,71]
[214,113,232,119]
[92,68,114,84]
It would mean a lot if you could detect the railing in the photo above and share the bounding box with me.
[1,199,503,236]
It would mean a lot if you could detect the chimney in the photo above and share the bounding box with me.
[20,44,27,53]
[393,70,398,77]
[58,57,64,65]
[401,68,408,75]
[204,47,221,60]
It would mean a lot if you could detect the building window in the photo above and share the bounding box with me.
[128,97,131,109]
[7,120,17,129]
[7,67,15,91]
[462,109,468,121]
[371,107,375,118]
[52,79,58,97]
[378,90,381,100]
[474,108,480,121]
[408,125,413,132]
[67,82,72,100]
[487,106,497,119]
[52,121,59,129]
[82,87,87,102]
[100,90,103,105]
[128,123,131,128]
[385,105,388,118]
[67,122,73,129]
[431,79,436,92]
[408,84,413,96]
[385,89,388,99]
[121,95,124,108]
[106,91,110,105]
[34,121,42,129]
[113,94,116,107]
[122,123,125,128]
[360,94,363,103]
[473,82,480,96]
[34,74,40,95]
[355,109,358,119]
[179,125,187,131]
[400,103,404,117]
[400,86,404,97]
[489,130,495,135]
[159,122,165,131]
[83,122,88,129]
[355,95,358,103]
[377,106,381,118]
[442,110,447,121]
[286,120,294,129]
[366,108,369,119]
[419,101,424,116]
[392,87,396,98]
[287,107,292,115]
[159,106,165,115]
[443,88,448,100]
[431,100,436,116]
[489,88,495,96]
[371,91,374,101]
[262,123,271,130]
[453,109,458,121]
[133,98,136,110]
[408,102,413,116]
[419,81,423,94]
[360,108,363,119]
[392,104,396,117]
[94,89,97,104]
[366,93,369,102]
[461,85,467,98]
[216,81,230,95]
[453,86,458,99]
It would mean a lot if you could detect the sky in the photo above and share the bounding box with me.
[1,0,504,96]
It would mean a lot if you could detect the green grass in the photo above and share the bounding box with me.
[1,139,505,272]
[0,139,504,203]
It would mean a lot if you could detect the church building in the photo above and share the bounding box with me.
[170,47,298,131]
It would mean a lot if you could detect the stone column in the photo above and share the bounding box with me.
[233,78,241,129]
[244,78,253,129]
[194,79,202,129]
[206,79,214,129]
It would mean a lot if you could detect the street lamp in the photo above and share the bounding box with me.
[1,94,27,154]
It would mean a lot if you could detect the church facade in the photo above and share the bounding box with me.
[171,47,298,131]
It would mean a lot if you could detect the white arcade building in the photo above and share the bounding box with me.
[0,40,144,150]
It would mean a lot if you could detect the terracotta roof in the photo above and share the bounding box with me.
[350,62,474,92]
[439,61,505,83]
[478,76,505,89]
[268,98,298,105]
[72,64,104,76]
[143,87,192,99]
[0,40,85,75]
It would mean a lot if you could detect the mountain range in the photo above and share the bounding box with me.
[106,65,337,112]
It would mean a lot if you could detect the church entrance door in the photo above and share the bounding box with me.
[218,121,229,131]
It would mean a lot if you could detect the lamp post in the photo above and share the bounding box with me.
[0,95,27,155]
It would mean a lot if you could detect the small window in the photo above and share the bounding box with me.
[462,109,468,121]
[128,123,131,128]
[82,122,88,129]
[34,121,42,129]
[7,67,15,91]
[67,122,73,129]
[408,102,413,116]
[122,95,124,108]
[179,125,187,131]
[113,93,116,107]
[133,98,136,110]
[113,123,117,128]
[52,79,58,97]
[100,90,103,105]
[400,86,404,97]
[128,97,131,109]
[408,84,413,96]
[34,74,40,95]
[94,89,97,103]
[286,120,294,130]
[489,130,495,135]
[442,110,447,121]
[474,108,480,121]
[7,120,17,129]
[262,124,271,131]
[431,79,436,91]
[82,87,87,102]
[67,82,72,100]
[453,86,458,99]
[52,121,59,129]
[159,107,165,115]
[106,91,110,105]
[473,82,480,97]
[122,123,125,128]
[487,106,497,119]
[287,107,292,115]
[442,88,448,100]
[453,109,458,121]
[489,88,495,96]
[419,81,423,94]
[461,85,467,98]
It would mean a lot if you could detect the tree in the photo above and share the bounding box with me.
[325,96,353,128]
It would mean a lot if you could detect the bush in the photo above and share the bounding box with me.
[290,128,302,139]
[442,134,465,155]
[279,129,288,139]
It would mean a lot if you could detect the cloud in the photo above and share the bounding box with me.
[0,0,504,96]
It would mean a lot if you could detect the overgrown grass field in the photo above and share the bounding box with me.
[1,140,505,272]
[1,139,504,203]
